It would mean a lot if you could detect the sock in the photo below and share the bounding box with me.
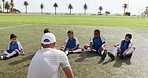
[73,49,82,53]
[65,50,69,55]
[7,51,17,58]
[112,48,118,56]
[86,47,91,51]
[101,50,105,55]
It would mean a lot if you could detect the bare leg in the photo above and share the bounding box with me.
[2,51,10,55]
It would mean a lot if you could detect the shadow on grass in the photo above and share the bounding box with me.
[75,52,99,62]
[9,54,34,66]
[101,58,113,65]
[113,57,131,67]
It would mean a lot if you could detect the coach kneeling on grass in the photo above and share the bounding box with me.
[27,33,74,78]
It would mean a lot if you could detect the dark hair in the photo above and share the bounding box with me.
[67,30,73,34]
[125,34,132,39]
[94,29,100,33]
[44,28,50,34]
[10,34,17,39]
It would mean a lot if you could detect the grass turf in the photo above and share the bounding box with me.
[0,14,148,28]
[0,23,148,78]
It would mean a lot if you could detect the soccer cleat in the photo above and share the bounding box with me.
[0,56,3,59]
[108,52,115,61]
[0,54,9,60]
[101,50,107,60]
[65,51,69,55]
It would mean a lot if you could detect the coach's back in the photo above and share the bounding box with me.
[27,33,74,78]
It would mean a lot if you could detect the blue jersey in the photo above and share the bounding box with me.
[65,37,79,49]
[120,40,131,54]
[90,35,105,51]
[7,41,22,54]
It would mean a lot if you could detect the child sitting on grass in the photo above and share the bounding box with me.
[108,34,136,61]
[44,28,50,34]
[1,34,25,60]
[84,29,107,60]
[60,30,84,55]
[40,28,50,49]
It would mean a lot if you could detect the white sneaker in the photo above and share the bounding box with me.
[1,56,3,59]
[65,51,69,55]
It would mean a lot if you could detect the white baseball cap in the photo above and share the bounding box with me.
[41,33,56,45]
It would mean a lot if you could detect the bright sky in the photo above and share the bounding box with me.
[1,0,148,15]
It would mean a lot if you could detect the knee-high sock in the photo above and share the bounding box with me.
[126,47,135,55]
[112,48,118,56]
[73,49,82,53]
[101,50,104,55]
[7,51,17,58]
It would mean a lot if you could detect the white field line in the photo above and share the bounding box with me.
[0,24,32,30]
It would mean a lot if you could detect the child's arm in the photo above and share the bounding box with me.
[123,47,131,56]
[60,42,67,51]
[102,42,106,47]
[21,47,25,55]
[90,42,93,51]
[61,38,68,49]
[61,42,66,48]
[71,44,79,51]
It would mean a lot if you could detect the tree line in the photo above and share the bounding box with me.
[0,0,131,15]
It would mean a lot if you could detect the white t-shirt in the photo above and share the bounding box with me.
[65,37,79,45]
[27,48,70,78]
[90,35,105,43]
[119,39,133,48]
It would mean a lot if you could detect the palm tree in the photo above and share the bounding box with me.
[40,3,44,14]
[5,1,10,13]
[24,1,29,14]
[98,6,103,14]
[2,0,5,12]
[68,3,73,15]
[53,3,58,15]
[123,3,128,14]
[83,3,88,15]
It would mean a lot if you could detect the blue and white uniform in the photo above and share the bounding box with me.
[119,39,133,55]
[7,41,22,54]
[65,37,79,50]
[90,35,105,51]
[112,39,135,57]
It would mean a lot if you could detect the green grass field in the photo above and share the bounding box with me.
[0,15,148,78]
[0,14,148,28]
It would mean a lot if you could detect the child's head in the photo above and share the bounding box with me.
[44,28,50,34]
[94,29,100,38]
[10,34,17,43]
[67,30,74,39]
[124,34,132,41]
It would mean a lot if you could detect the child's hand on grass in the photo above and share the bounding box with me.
[21,53,25,56]
[123,52,126,56]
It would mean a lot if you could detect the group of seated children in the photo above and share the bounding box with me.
[60,29,136,60]
[0,28,136,61]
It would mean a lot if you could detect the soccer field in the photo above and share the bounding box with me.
[0,15,148,78]
[0,14,148,28]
